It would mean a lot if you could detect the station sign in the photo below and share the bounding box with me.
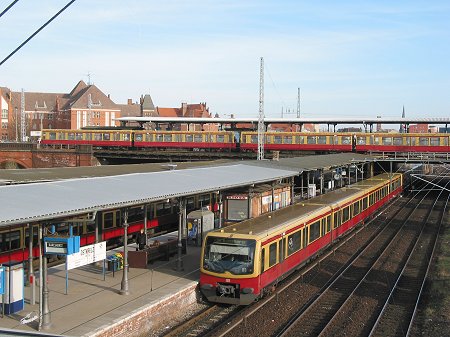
[44,236,80,255]
[226,195,248,200]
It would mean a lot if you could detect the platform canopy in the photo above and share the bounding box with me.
[0,163,298,226]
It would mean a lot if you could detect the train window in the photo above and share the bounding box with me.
[373,136,380,145]
[55,223,69,235]
[430,137,440,146]
[194,134,203,142]
[203,237,256,275]
[369,193,374,205]
[124,133,131,141]
[0,229,22,252]
[353,201,360,215]
[342,136,351,145]
[406,137,411,146]
[321,219,326,235]
[393,137,403,145]
[145,133,152,142]
[251,135,258,144]
[103,212,114,229]
[47,132,55,140]
[68,132,75,140]
[382,137,392,145]
[362,197,368,210]
[94,133,102,141]
[444,137,449,146]
[283,136,292,144]
[357,137,366,145]
[326,215,331,232]
[295,136,304,144]
[128,207,144,224]
[419,137,428,146]
[156,134,163,142]
[75,133,83,140]
[334,211,341,228]
[85,133,92,140]
[261,248,265,273]
[303,227,308,247]
[186,197,195,211]
[156,202,172,216]
[199,194,211,207]
[287,231,301,256]
[103,133,110,141]
[135,134,143,142]
[318,136,327,144]
[217,134,224,143]
[26,225,40,246]
[307,136,316,144]
[269,242,277,267]
[342,207,350,223]
[272,136,281,144]
[309,221,320,242]
[164,134,173,142]
[185,134,193,142]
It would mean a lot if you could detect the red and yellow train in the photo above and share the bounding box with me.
[0,193,217,264]
[199,173,403,305]
[41,129,450,153]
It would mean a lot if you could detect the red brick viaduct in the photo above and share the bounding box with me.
[0,143,96,169]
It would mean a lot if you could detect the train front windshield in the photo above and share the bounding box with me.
[203,237,256,275]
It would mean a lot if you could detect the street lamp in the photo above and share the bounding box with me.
[120,210,129,295]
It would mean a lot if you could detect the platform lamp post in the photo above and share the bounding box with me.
[177,198,185,272]
[41,224,51,330]
[120,210,130,295]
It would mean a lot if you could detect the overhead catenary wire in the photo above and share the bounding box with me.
[0,0,77,67]
[0,0,19,19]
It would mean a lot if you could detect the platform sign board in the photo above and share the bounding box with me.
[44,236,80,255]
[0,266,4,295]
[66,241,106,270]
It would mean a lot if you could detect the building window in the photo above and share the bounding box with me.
[1,122,8,129]
[48,113,53,120]
[1,109,8,119]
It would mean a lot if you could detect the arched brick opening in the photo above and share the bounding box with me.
[0,160,29,169]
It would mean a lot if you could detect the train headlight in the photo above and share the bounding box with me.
[242,288,254,294]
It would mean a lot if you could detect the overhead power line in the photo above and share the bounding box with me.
[0,0,76,67]
[0,0,19,19]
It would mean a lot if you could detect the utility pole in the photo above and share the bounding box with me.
[21,89,26,142]
[297,87,301,118]
[257,57,264,161]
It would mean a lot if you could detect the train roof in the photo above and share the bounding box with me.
[211,173,401,240]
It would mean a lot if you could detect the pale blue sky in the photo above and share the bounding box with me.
[1,0,449,119]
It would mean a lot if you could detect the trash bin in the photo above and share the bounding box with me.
[1,261,24,314]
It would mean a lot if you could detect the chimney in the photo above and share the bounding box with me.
[182,102,187,116]
[108,94,110,98]
[128,98,132,105]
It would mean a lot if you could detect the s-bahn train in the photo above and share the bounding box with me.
[199,173,403,305]
[0,192,217,264]
[40,129,450,153]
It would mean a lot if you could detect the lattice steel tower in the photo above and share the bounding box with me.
[257,57,265,160]
[21,89,26,142]
[297,87,301,118]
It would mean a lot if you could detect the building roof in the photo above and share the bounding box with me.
[157,107,180,117]
[0,163,298,226]
[66,84,119,111]
[117,102,141,117]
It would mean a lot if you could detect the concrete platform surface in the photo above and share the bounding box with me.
[0,242,202,337]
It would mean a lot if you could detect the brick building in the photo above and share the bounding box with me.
[157,102,218,131]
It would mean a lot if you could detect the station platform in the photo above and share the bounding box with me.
[0,239,202,336]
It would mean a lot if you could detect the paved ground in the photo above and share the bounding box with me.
[0,240,202,336]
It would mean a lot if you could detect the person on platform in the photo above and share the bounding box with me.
[136,228,146,250]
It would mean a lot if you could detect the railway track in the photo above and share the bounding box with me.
[163,305,241,337]
[276,181,449,337]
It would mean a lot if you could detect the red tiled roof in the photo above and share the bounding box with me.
[157,107,181,117]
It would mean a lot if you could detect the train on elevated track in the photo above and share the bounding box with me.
[41,128,450,153]
[199,173,403,305]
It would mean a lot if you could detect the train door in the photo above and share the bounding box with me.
[278,236,285,280]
